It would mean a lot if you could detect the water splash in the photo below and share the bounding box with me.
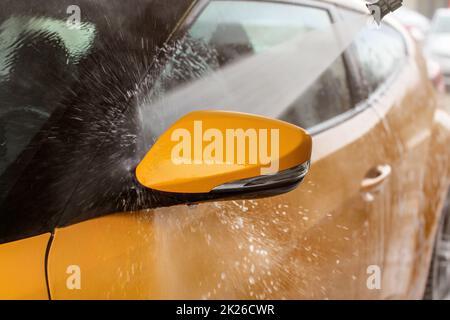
[137,14,370,141]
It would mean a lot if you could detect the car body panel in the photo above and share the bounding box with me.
[0,233,50,299]
[363,17,436,299]
[48,214,159,299]
[358,16,450,299]
[48,98,395,300]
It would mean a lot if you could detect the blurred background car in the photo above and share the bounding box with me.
[393,7,431,44]
[427,8,450,90]
[393,7,447,93]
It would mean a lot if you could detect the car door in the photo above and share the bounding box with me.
[349,16,442,299]
[46,0,394,299]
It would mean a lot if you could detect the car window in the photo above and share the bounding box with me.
[0,0,194,244]
[278,57,351,130]
[0,17,95,177]
[351,23,407,97]
[157,0,352,130]
[188,0,331,58]
[0,0,362,243]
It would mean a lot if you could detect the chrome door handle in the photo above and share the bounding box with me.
[361,164,392,191]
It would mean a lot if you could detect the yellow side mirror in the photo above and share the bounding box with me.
[136,111,311,195]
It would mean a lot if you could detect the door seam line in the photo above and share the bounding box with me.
[44,231,55,300]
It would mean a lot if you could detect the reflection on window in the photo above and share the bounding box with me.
[352,24,406,96]
[189,0,331,64]
[0,17,96,177]
[156,0,352,130]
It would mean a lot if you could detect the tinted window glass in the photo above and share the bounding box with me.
[188,0,331,60]
[0,0,194,244]
[279,59,351,129]
[0,18,95,177]
[352,23,407,96]
[160,0,352,130]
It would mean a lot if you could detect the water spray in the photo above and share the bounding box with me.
[139,2,405,141]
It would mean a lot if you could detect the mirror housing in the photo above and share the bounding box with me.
[136,111,311,196]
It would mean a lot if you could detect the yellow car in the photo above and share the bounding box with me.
[1,0,450,300]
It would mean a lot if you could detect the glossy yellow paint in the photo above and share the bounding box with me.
[0,233,50,299]
[136,110,312,193]
[48,214,160,299]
